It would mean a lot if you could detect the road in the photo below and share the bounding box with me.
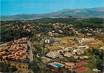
[27,40,34,62]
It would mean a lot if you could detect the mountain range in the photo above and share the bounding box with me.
[1,7,104,21]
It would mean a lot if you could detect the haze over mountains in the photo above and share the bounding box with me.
[1,7,104,21]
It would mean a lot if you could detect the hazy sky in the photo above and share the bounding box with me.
[1,0,104,16]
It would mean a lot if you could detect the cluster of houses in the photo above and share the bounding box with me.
[0,22,104,73]
[47,60,87,73]
[41,25,104,73]
[47,23,76,37]
[0,37,29,61]
[43,35,104,73]
[41,45,89,73]
[10,23,32,32]
[52,23,104,37]
[77,26,104,36]
[22,24,32,32]
[46,45,89,59]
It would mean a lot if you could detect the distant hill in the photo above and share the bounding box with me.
[1,7,104,21]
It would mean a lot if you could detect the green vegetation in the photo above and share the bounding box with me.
[0,62,17,72]
[0,17,104,73]
[92,48,103,70]
[1,18,104,43]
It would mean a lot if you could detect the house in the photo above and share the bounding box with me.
[72,49,84,55]
[64,62,76,71]
[47,62,64,73]
[45,38,54,44]
[93,69,101,72]
[48,32,54,36]
[46,51,61,59]
[99,46,104,51]
[78,45,89,49]
[63,52,73,57]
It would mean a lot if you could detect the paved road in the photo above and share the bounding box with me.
[27,40,33,62]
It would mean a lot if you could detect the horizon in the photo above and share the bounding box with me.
[1,0,104,16]
[1,7,104,16]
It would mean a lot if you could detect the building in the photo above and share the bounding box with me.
[64,62,76,72]
[46,51,61,59]
[47,62,64,73]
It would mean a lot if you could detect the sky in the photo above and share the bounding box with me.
[0,0,104,16]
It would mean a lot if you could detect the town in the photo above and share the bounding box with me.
[0,18,104,73]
